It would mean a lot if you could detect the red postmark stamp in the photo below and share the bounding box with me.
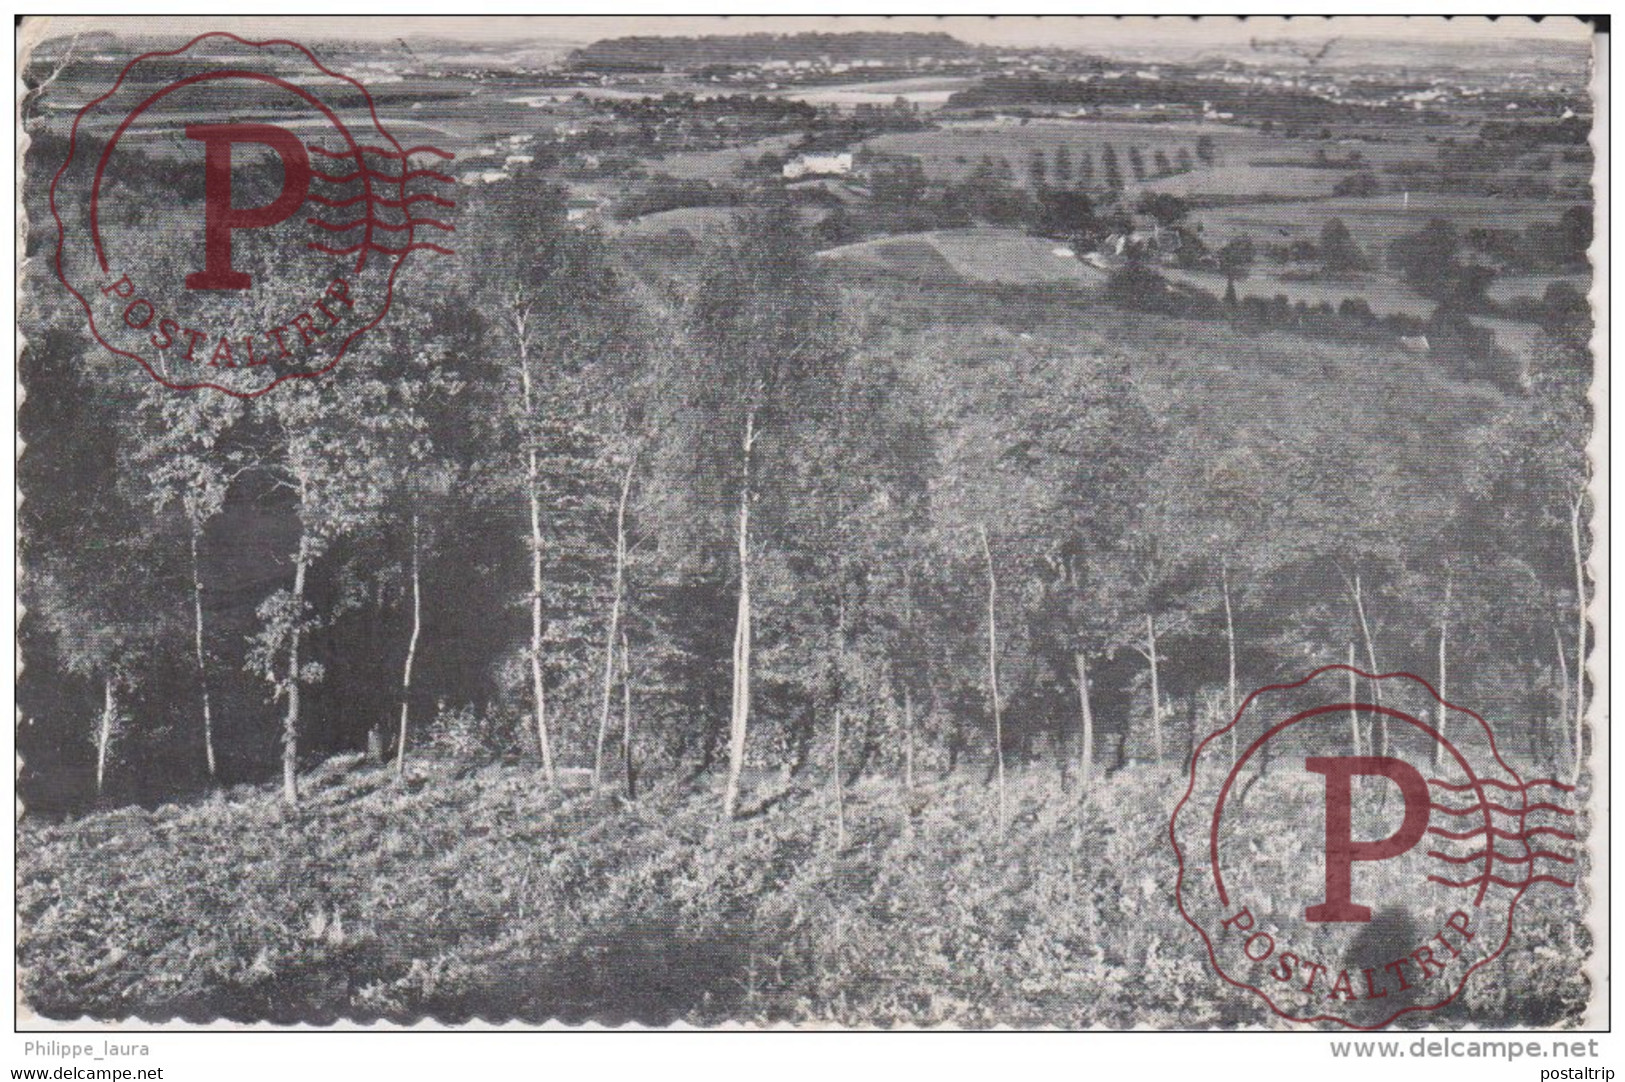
[1170,665,1578,1029]
[50,32,456,397]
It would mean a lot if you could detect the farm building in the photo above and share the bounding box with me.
[566,194,606,223]
[783,151,854,179]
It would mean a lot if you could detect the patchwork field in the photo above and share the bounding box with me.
[1195,192,1587,252]
[1137,163,1345,200]
[819,227,1111,288]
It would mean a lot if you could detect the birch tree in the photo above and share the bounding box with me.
[24,325,176,799]
[133,389,244,780]
[471,182,638,784]
[245,308,441,806]
[668,206,847,819]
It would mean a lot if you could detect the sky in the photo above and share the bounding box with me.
[23,13,1597,52]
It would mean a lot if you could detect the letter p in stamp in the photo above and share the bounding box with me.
[49,31,455,396]
[1173,667,1582,1028]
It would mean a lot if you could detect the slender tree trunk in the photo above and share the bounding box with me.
[901,565,915,792]
[834,576,854,848]
[620,628,635,800]
[189,524,216,780]
[528,447,554,784]
[96,676,114,797]
[1222,564,1238,767]
[978,526,1006,834]
[1555,625,1571,776]
[1074,652,1094,796]
[1146,613,1163,762]
[1571,495,1586,783]
[724,412,756,820]
[594,456,635,788]
[282,532,310,806]
[396,513,422,782]
[832,699,846,849]
[1349,572,1383,755]
[1435,571,1451,771]
[902,683,916,791]
[515,325,555,785]
[1347,643,1361,757]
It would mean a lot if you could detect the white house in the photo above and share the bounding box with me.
[783,152,853,180]
[566,194,605,223]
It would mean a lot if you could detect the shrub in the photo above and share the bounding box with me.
[426,703,521,761]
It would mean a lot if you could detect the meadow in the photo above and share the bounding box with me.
[818,227,1110,288]
[1196,192,1583,252]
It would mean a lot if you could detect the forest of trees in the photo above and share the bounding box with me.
[19,159,1594,824]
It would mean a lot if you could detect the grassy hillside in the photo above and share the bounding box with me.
[18,753,1586,1027]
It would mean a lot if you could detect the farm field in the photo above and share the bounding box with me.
[1159,265,1569,369]
[818,227,1110,288]
[1194,192,1586,252]
[1162,266,1437,320]
[1488,272,1589,303]
[770,74,978,108]
[1137,163,1344,200]
[859,117,1440,193]
[54,76,580,160]
[861,119,1269,187]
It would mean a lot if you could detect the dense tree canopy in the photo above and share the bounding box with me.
[18,150,1594,820]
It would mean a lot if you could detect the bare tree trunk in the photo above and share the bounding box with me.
[1347,643,1361,757]
[1074,652,1094,796]
[1571,494,1586,784]
[515,326,555,785]
[902,683,916,791]
[1435,571,1451,771]
[1222,564,1238,767]
[190,524,216,780]
[282,533,310,806]
[724,413,756,820]
[832,569,852,847]
[1146,614,1163,762]
[528,447,554,784]
[1349,572,1384,755]
[1555,625,1571,776]
[901,565,916,792]
[978,526,1006,834]
[832,700,846,849]
[96,677,114,797]
[396,513,422,783]
[620,628,635,800]
[594,456,636,788]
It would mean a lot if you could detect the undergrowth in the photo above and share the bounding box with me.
[16,757,1590,1027]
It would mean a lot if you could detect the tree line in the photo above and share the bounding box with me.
[19,168,1593,820]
